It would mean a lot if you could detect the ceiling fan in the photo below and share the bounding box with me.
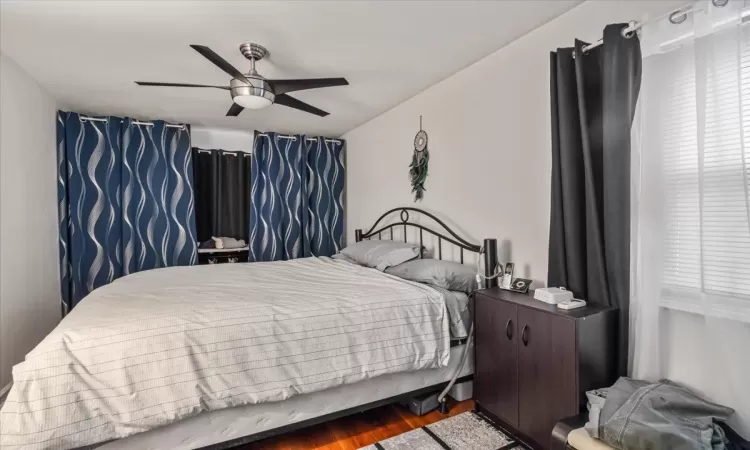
[134,43,348,117]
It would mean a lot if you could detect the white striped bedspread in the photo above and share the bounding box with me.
[0,257,450,450]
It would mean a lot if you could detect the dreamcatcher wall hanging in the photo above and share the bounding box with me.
[409,116,429,202]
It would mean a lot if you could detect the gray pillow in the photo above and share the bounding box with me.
[331,252,357,264]
[339,240,421,271]
[385,259,478,293]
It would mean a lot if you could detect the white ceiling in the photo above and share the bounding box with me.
[0,0,581,137]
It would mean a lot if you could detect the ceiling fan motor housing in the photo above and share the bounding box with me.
[239,43,268,62]
[230,75,275,104]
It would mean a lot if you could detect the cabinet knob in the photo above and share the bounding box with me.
[505,319,513,340]
[521,324,529,346]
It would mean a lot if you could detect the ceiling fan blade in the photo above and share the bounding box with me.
[135,81,229,90]
[274,94,329,117]
[226,103,244,117]
[267,78,348,95]
[190,45,250,83]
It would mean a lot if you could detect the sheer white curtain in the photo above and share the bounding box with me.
[631,0,750,437]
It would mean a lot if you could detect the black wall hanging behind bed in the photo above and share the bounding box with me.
[410,116,429,202]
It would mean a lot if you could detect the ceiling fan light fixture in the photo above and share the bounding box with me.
[233,94,273,109]
[229,76,275,110]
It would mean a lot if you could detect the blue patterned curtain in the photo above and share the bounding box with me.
[57,112,197,311]
[249,132,345,262]
[304,137,346,257]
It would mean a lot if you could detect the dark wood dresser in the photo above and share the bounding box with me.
[473,287,617,449]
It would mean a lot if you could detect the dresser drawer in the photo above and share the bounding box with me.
[475,292,519,427]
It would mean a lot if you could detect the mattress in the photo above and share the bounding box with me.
[1,258,454,450]
[100,343,474,450]
[332,257,472,339]
[430,286,472,339]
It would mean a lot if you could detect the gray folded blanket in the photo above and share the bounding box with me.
[586,378,734,450]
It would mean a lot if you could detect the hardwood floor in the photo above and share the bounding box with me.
[238,399,475,450]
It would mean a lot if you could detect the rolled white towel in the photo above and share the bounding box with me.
[221,237,246,249]
[211,236,225,249]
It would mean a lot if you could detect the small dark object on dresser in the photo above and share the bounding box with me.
[508,278,532,293]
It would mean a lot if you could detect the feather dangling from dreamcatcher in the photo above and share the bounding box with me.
[409,116,429,202]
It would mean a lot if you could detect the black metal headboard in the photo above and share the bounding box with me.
[354,207,498,288]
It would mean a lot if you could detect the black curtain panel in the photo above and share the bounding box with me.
[548,24,641,376]
[192,148,252,243]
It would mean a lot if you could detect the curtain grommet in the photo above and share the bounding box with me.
[78,115,109,124]
[622,20,638,39]
[712,0,729,7]
[669,10,688,24]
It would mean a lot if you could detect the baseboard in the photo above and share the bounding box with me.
[0,382,11,406]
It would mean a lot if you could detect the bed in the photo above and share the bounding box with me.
[0,207,498,450]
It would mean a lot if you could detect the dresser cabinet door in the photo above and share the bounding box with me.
[517,307,577,449]
[474,294,519,427]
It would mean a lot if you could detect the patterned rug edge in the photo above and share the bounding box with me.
[358,411,526,450]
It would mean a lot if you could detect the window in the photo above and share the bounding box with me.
[192,148,252,245]
[639,20,750,320]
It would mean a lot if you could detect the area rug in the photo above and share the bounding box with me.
[359,411,525,450]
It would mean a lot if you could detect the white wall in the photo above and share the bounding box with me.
[344,0,682,285]
[343,0,750,436]
[0,52,61,391]
[191,126,255,153]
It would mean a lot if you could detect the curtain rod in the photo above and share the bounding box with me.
[196,149,251,156]
[582,20,641,53]
[79,115,186,130]
[256,132,341,144]
[580,0,715,54]
[132,120,186,130]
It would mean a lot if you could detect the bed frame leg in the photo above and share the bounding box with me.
[439,398,450,414]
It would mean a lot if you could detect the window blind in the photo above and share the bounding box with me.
[646,25,750,314]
